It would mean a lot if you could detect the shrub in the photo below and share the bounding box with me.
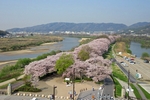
[17,82,41,92]
[83,76,92,81]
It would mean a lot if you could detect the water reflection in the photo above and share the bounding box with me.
[130,42,150,57]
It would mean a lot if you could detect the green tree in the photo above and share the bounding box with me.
[35,50,56,61]
[22,75,30,84]
[55,53,74,74]
[141,52,149,59]
[78,45,91,61]
[16,58,31,68]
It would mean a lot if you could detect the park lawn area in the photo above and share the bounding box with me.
[113,42,131,57]
[138,84,150,99]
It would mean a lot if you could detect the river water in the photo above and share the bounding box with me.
[0,37,80,61]
[130,42,150,57]
[1,38,148,61]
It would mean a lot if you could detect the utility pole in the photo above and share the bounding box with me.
[73,68,75,100]
[128,70,130,100]
[53,85,57,100]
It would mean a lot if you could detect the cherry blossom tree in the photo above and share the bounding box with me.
[62,56,112,82]
[24,35,119,83]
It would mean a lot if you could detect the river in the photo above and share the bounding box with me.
[0,37,80,61]
[130,42,150,57]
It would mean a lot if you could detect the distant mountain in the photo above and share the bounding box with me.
[130,24,150,34]
[120,24,150,34]
[129,22,150,29]
[7,22,127,32]
[0,30,10,36]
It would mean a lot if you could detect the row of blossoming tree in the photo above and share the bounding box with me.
[24,35,119,84]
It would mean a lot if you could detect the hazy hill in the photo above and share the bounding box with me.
[0,30,10,36]
[129,22,150,29]
[131,24,150,34]
[120,24,150,34]
[7,22,127,32]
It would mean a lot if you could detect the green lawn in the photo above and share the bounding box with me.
[138,84,150,99]
[130,84,142,99]
[112,63,128,82]
[113,78,122,97]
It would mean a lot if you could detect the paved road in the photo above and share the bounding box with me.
[102,77,114,100]
[115,57,150,82]
[114,58,147,100]
[77,89,100,100]
[113,58,137,83]
[77,77,114,100]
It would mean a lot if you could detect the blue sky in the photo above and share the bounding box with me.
[0,0,150,30]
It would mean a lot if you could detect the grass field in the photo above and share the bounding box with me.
[114,42,131,57]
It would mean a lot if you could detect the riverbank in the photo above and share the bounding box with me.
[0,42,57,69]
[0,60,17,65]
[0,42,57,56]
[0,35,63,52]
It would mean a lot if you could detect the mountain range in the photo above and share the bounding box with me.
[123,24,150,34]
[6,22,150,33]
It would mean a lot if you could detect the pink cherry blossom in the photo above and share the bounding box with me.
[24,35,119,82]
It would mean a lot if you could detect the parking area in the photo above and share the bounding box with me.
[116,57,150,82]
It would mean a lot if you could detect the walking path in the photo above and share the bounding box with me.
[116,78,135,98]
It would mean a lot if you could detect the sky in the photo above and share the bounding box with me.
[0,0,150,30]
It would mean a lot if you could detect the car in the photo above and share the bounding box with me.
[125,58,130,61]
[31,98,38,100]
[120,62,128,67]
[144,59,149,63]
[110,96,114,100]
[120,61,124,63]
[129,60,135,64]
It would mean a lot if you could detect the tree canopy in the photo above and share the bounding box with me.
[24,35,119,82]
[55,53,74,74]
[78,45,91,61]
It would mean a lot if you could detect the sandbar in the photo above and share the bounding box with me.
[79,38,90,42]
